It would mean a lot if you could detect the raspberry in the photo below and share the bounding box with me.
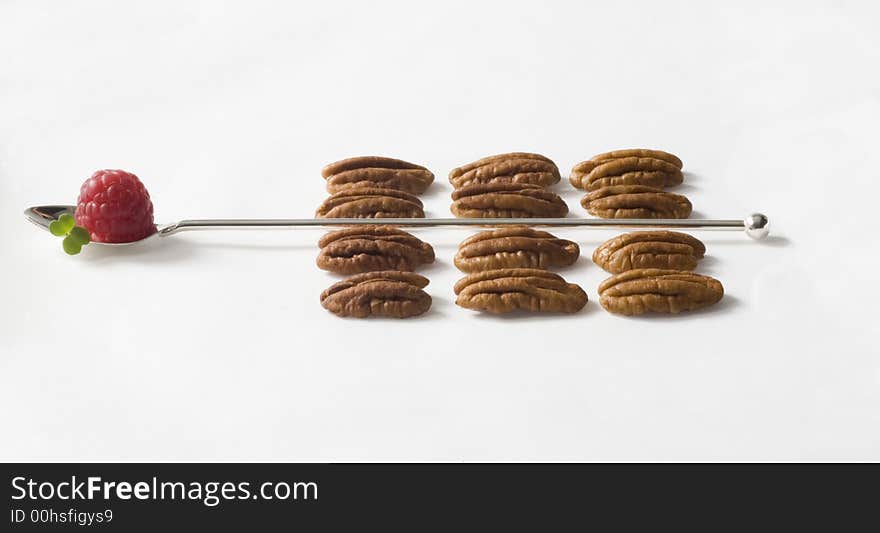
[75,169,157,243]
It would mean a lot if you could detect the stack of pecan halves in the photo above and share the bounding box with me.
[320,271,432,319]
[448,153,568,218]
[317,156,433,218]
[447,152,584,314]
[317,156,436,318]
[571,149,692,219]
[453,227,587,314]
[592,230,723,315]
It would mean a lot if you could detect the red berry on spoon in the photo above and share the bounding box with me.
[75,169,157,243]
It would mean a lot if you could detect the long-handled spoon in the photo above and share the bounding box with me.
[25,205,770,243]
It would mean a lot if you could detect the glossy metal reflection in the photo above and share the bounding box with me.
[25,205,770,245]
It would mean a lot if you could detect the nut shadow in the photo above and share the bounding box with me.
[421,294,448,319]
[568,254,595,271]
[465,300,596,321]
[671,183,698,195]
[682,170,702,184]
[421,183,452,201]
[699,255,719,268]
[419,258,450,276]
[422,209,448,219]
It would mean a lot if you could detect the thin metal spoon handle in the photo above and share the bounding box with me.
[161,213,770,239]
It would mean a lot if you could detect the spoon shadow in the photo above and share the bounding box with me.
[704,235,790,248]
[192,241,317,252]
[80,235,325,262]
[79,236,198,264]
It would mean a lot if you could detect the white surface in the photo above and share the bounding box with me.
[1,1,879,461]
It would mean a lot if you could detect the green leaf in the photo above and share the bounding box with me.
[69,226,91,245]
[57,213,76,233]
[62,235,82,255]
[49,219,67,236]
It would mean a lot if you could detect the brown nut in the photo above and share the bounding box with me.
[598,268,723,315]
[317,226,435,274]
[320,271,431,318]
[322,156,434,195]
[592,231,705,273]
[570,156,683,191]
[449,152,560,189]
[451,182,568,218]
[581,185,692,219]
[316,187,425,218]
[454,268,587,314]
[589,148,682,168]
[454,227,579,272]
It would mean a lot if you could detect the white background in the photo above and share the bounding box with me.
[1,1,878,461]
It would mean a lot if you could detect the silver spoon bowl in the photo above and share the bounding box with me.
[24,205,161,245]
[25,205,770,243]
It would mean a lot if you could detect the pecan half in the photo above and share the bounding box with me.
[316,187,425,218]
[570,156,683,191]
[589,148,682,168]
[322,156,434,195]
[454,227,579,272]
[454,268,587,314]
[320,271,431,318]
[581,185,691,219]
[317,226,435,274]
[451,183,568,218]
[598,268,723,315]
[592,231,705,273]
[449,152,560,189]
